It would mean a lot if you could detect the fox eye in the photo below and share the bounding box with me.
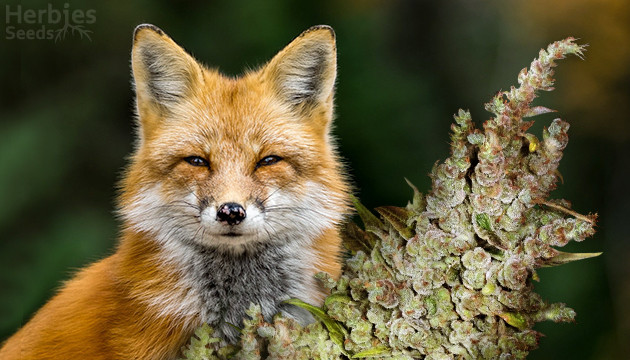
[256,155,283,168]
[184,156,209,167]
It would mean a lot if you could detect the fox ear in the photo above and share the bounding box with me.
[262,25,337,111]
[131,24,203,121]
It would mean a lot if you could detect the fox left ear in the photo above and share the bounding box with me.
[131,24,204,135]
[262,25,337,114]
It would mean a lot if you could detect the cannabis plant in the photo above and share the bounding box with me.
[180,38,598,360]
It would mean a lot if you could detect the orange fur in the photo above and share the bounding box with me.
[0,24,349,359]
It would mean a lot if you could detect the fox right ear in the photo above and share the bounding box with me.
[262,25,337,112]
[131,24,203,130]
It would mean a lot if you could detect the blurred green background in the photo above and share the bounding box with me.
[1,0,628,358]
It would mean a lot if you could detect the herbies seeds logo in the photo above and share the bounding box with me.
[5,3,95,41]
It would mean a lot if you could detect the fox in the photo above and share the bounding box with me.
[0,24,350,359]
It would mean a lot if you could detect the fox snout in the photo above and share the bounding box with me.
[216,202,246,226]
[196,196,265,244]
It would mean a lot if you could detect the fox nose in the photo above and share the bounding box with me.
[216,203,246,225]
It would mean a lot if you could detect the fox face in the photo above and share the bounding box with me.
[120,25,349,254]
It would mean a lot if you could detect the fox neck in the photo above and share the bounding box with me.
[118,228,319,342]
[188,240,316,342]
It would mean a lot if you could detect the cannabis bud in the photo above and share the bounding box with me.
[181,38,597,360]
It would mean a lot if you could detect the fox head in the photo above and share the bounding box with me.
[119,25,349,252]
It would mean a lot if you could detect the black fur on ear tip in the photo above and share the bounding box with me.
[133,24,165,42]
[302,25,335,40]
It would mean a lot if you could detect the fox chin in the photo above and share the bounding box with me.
[0,24,350,360]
